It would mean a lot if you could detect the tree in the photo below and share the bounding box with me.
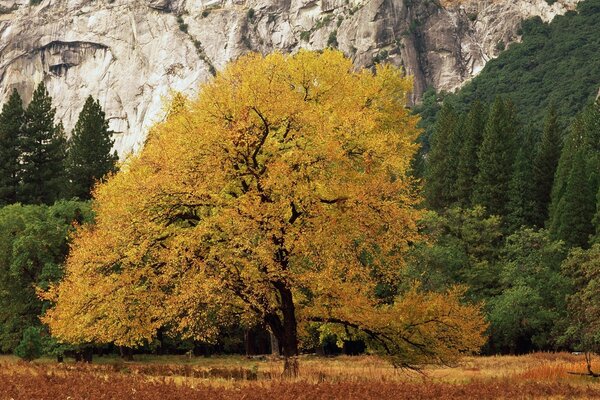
[532,105,562,226]
[44,51,487,375]
[0,201,92,352]
[473,97,518,217]
[549,100,600,241]
[405,206,504,303]
[410,87,446,178]
[554,151,596,248]
[0,89,24,205]
[561,244,600,376]
[488,228,568,354]
[506,128,538,231]
[455,100,486,207]
[19,82,67,204]
[14,326,43,361]
[424,102,462,210]
[594,186,600,244]
[66,96,118,200]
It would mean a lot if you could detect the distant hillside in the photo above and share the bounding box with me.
[451,0,600,128]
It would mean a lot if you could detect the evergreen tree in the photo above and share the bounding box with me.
[0,89,24,205]
[593,186,600,244]
[506,128,538,231]
[555,150,595,248]
[455,100,487,206]
[532,105,562,227]
[19,82,67,204]
[411,88,446,178]
[548,100,600,240]
[472,97,519,216]
[65,96,118,200]
[424,102,462,210]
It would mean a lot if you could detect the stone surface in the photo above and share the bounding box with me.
[0,0,581,155]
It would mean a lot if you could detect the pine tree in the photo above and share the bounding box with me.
[506,128,538,231]
[19,82,67,205]
[424,102,462,210]
[472,97,519,216]
[532,105,562,227]
[548,100,600,238]
[0,89,24,205]
[555,150,595,248]
[455,100,487,206]
[593,186,600,244]
[65,96,118,200]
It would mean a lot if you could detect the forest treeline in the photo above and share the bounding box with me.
[0,83,117,359]
[413,95,600,355]
[408,0,600,357]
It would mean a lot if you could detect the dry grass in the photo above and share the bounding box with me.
[0,353,599,399]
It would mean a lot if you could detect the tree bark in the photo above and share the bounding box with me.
[266,281,299,377]
[270,331,280,356]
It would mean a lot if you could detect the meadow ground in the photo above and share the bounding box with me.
[0,352,599,399]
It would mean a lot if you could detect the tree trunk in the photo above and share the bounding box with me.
[119,346,134,361]
[82,347,93,363]
[270,331,280,356]
[585,352,599,377]
[267,282,299,378]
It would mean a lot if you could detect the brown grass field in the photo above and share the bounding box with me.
[1,352,599,399]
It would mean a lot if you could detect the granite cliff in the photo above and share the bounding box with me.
[0,0,581,154]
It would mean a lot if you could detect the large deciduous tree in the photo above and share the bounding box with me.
[44,51,486,375]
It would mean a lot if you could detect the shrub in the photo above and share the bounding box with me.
[14,327,43,361]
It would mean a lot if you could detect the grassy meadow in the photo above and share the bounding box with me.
[1,352,599,399]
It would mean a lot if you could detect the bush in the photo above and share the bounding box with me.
[14,327,43,361]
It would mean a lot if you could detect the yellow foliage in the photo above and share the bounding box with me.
[43,50,486,368]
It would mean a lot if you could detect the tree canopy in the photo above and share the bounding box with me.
[44,50,486,373]
[65,95,118,200]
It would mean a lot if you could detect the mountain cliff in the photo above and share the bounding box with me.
[0,0,580,154]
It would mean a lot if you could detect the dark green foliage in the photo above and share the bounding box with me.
[455,100,487,207]
[327,31,338,48]
[488,229,568,353]
[506,128,538,231]
[405,206,504,302]
[424,103,462,210]
[0,89,24,205]
[0,201,93,352]
[65,96,118,200]
[19,83,67,205]
[594,186,600,243]
[549,100,600,247]
[14,326,43,361]
[473,98,518,217]
[455,1,600,130]
[246,7,255,21]
[532,106,562,226]
[410,87,446,178]
[554,151,596,248]
[560,244,600,360]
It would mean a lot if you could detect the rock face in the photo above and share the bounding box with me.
[0,0,581,154]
